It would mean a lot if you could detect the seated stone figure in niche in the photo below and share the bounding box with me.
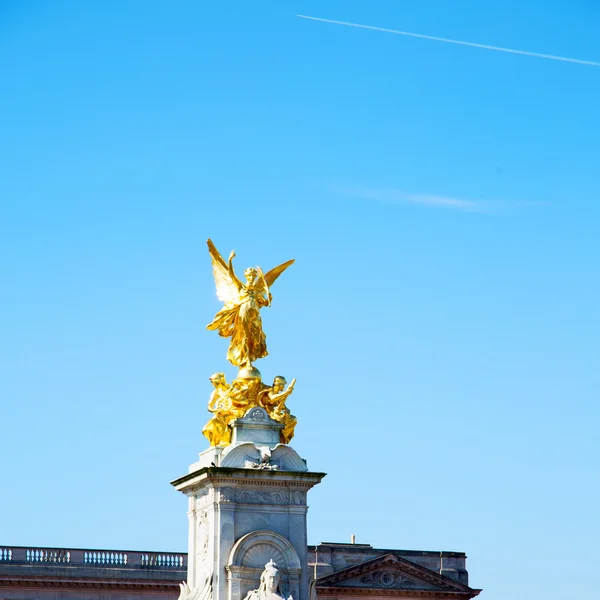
[258,376,297,444]
[243,560,292,600]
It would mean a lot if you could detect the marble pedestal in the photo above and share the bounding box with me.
[172,408,325,600]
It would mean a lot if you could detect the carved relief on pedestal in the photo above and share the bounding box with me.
[196,511,209,562]
[236,489,290,504]
[291,491,305,505]
[220,487,236,502]
[247,407,267,422]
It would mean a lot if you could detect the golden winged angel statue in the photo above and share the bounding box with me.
[206,239,294,370]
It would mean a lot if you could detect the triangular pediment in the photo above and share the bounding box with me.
[316,553,477,595]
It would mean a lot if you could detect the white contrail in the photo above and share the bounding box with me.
[296,14,600,68]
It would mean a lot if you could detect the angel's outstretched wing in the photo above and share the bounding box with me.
[253,259,294,302]
[207,239,241,303]
[264,259,295,287]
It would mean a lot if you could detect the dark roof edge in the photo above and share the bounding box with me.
[308,545,466,558]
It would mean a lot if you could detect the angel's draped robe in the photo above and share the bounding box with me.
[207,285,269,367]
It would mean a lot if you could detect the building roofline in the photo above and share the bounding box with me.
[308,544,466,558]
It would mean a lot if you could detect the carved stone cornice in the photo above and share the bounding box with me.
[171,466,326,494]
[316,586,480,599]
[0,576,179,591]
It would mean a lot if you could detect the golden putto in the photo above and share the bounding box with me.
[202,239,297,447]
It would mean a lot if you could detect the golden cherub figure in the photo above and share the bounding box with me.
[258,376,297,444]
[202,373,232,447]
[206,239,294,371]
[202,373,263,446]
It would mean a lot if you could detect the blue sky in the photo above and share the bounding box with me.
[1,2,599,599]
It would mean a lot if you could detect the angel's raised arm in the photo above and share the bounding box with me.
[227,250,242,290]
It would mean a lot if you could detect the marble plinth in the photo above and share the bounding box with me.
[172,408,325,600]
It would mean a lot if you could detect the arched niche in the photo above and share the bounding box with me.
[226,530,301,600]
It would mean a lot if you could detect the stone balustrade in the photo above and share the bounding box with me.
[0,546,186,570]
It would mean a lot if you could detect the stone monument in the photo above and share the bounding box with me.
[171,239,325,600]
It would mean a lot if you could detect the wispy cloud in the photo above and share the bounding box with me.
[338,186,484,211]
[296,14,600,68]
[337,186,550,213]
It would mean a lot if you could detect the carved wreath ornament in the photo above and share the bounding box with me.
[248,408,266,421]
[360,571,415,588]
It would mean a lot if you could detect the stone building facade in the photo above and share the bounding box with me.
[0,542,480,600]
